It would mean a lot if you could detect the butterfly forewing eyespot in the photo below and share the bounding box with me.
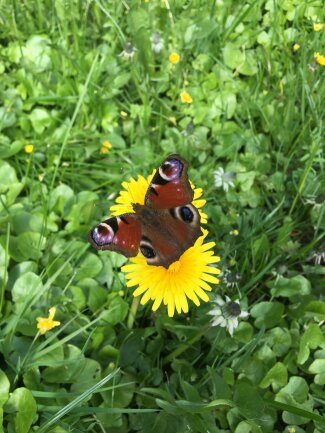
[91,222,115,246]
[159,158,183,181]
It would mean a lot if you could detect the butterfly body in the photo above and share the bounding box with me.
[89,155,202,268]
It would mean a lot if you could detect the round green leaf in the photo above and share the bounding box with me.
[4,387,37,433]
[251,301,284,329]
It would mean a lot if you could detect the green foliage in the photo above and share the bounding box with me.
[0,0,324,432]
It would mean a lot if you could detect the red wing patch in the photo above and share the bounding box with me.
[145,154,194,209]
[88,215,142,257]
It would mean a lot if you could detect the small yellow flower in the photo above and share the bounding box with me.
[24,144,34,154]
[314,52,325,66]
[180,91,193,104]
[313,23,324,32]
[102,140,112,149]
[100,147,109,154]
[169,116,177,125]
[169,52,180,64]
[230,229,239,236]
[120,111,128,118]
[293,43,300,51]
[36,307,60,335]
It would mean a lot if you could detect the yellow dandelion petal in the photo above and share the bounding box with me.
[24,144,34,154]
[199,211,208,224]
[169,52,180,64]
[313,23,324,32]
[180,91,193,104]
[193,199,206,208]
[293,43,300,52]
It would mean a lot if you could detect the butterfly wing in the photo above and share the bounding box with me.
[88,214,141,258]
[135,203,202,268]
[145,154,194,209]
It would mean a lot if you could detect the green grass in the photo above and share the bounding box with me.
[0,1,324,432]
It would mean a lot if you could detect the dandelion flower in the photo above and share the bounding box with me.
[36,307,60,335]
[169,52,180,64]
[119,42,136,60]
[122,230,220,317]
[110,168,217,316]
[120,111,128,118]
[313,23,324,32]
[151,32,164,53]
[293,43,300,52]
[213,167,236,191]
[24,144,34,154]
[314,52,325,66]
[208,296,248,336]
[180,91,193,104]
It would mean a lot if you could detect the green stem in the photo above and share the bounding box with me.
[127,296,140,329]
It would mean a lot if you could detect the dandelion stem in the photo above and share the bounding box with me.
[127,296,140,329]
[162,325,209,365]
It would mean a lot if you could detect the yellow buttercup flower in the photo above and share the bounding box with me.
[100,147,109,154]
[36,307,60,335]
[100,140,112,154]
[314,52,325,66]
[180,91,193,104]
[293,43,300,52]
[169,52,180,64]
[102,140,112,149]
[313,23,324,32]
[120,111,128,118]
[24,144,34,154]
[110,167,218,316]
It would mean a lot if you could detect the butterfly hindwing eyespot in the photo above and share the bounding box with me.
[171,203,198,226]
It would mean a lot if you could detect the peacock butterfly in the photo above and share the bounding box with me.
[88,154,202,268]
